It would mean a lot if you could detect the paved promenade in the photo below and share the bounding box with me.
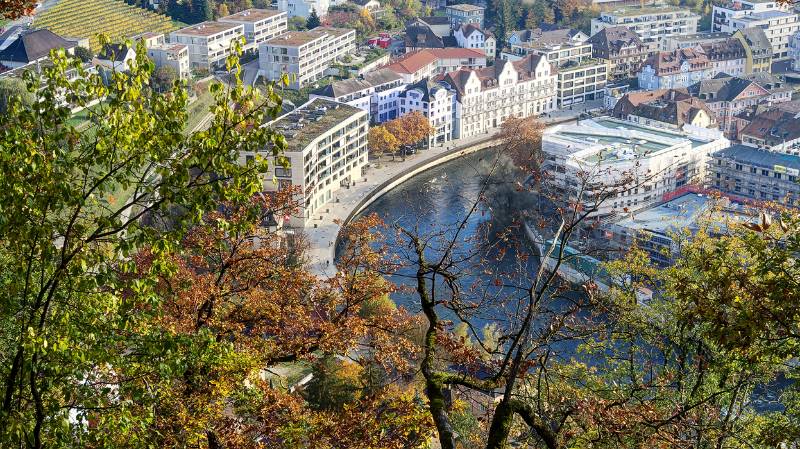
[304,100,604,276]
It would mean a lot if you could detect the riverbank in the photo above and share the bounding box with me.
[304,100,604,276]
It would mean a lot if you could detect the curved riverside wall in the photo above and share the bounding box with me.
[338,136,501,239]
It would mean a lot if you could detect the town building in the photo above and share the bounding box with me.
[688,72,792,137]
[96,43,136,72]
[445,4,485,30]
[603,82,632,110]
[711,0,787,32]
[218,9,288,48]
[259,98,369,226]
[404,24,458,52]
[661,32,731,51]
[733,27,774,73]
[406,16,451,38]
[709,144,800,205]
[701,38,747,77]
[258,27,356,90]
[309,68,405,123]
[0,29,77,69]
[454,24,495,57]
[726,10,799,60]
[398,78,454,146]
[541,117,729,220]
[503,28,588,60]
[590,6,700,51]
[277,0,339,18]
[384,48,487,83]
[612,89,717,131]
[586,25,647,80]
[136,32,191,80]
[638,48,714,90]
[738,108,800,152]
[440,54,557,139]
[169,21,245,70]
[555,58,608,107]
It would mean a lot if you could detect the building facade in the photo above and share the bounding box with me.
[260,99,369,226]
[218,9,288,48]
[726,10,800,59]
[638,48,714,90]
[169,22,245,70]
[590,6,700,51]
[258,27,356,90]
[709,144,800,205]
[309,68,405,123]
[712,0,787,32]
[384,48,487,83]
[701,38,747,77]
[445,4,485,29]
[542,118,729,220]
[277,0,340,18]
[612,89,717,131]
[454,24,495,57]
[586,26,647,80]
[398,78,454,146]
[440,54,557,139]
[733,27,773,73]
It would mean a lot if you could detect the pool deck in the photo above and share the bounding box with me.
[304,100,604,277]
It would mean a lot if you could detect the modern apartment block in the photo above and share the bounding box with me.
[709,144,800,205]
[590,6,700,50]
[541,117,730,220]
[258,27,356,90]
[728,10,799,59]
[398,78,454,146]
[440,54,557,139]
[218,9,288,48]
[712,0,788,32]
[309,68,405,123]
[259,99,369,226]
[445,4,485,30]
[277,0,339,18]
[169,21,245,70]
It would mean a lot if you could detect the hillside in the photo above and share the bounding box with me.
[33,0,179,51]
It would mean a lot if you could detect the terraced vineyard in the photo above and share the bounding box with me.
[33,0,180,51]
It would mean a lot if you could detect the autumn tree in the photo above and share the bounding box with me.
[368,124,400,159]
[0,37,286,448]
[384,111,433,148]
[0,0,35,19]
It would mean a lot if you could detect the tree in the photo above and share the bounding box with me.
[152,64,179,91]
[191,0,213,22]
[73,46,93,63]
[0,76,34,114]
[384,111,433,148]
[0,0,36,19]
[306,7,321,29]
[305,356,364,410]
[0,38,287,448]
[216,1,229,16]
[289,15,307,30]
[368,125,400,158]
[493,0,515,54]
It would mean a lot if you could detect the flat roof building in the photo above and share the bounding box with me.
[169,21,245,70]
[218,8,288,48]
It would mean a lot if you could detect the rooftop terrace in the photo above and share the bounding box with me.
[271,99,364,152]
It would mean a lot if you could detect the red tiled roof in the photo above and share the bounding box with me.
[384,50,438,74]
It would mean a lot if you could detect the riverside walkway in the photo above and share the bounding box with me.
[304,100,604,277]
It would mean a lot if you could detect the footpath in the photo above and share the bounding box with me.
[304,100,604,277]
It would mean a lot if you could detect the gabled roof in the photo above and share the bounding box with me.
[98,43,133,62]
[0,29,75,64]
[644,47,710,75]
[614,89,716,127]
[700,38,745,61]
[407,16,450,27]
[713,144,800,171]
[405,25,449,48]
[740,108,800,145]
[458,23,492,39]
[440,53,547,99]
[735,27,772,56]
[689,72,785,102]
[385,49,438,74]
[399,77,449,102]
[311,68,402,98]
[587,26,644,55]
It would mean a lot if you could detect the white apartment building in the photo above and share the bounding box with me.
[726,10,800,59]
[590,6,700,51]
[454,24,495,57]
[398,78,454,146]
[147,43,190,80]
[258,27,356,90]
[278,0,342,18]
[218,9,288,49]
[440,54,557,139]
[309,68,405,123]
[541,117,730,220]
[712,0,788,32]
[169,22,245,70]
[259,98,369,227]
[790,29,800,70]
